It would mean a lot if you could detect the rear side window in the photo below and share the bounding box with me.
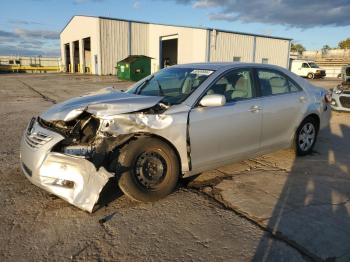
[257,70,302,96]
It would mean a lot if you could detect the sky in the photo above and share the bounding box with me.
[0,0,349,57]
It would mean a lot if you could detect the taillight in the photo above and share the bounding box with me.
[324,92,332,104]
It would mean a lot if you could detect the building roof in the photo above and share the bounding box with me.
[61,15,292,41]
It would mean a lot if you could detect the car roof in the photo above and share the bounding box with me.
[170,62,233,70]
[170,62,286,71]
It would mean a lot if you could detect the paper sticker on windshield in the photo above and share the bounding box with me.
[191,70,214,76]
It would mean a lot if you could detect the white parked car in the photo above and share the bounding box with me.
[291,60,326,79]
[20,63,331,212]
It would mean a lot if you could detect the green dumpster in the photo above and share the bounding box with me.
[116,55,152,81]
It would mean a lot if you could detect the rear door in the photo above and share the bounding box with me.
[256,68,307,152]
[189,68,263,171]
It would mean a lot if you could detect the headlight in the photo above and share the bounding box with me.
[334,88,343,94]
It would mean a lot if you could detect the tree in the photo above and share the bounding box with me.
[338,38,350,49]
[291,42,306,54]
[322,45,331,55]
[322,45,331,50]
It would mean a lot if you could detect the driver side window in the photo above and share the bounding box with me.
[206,69,254,103]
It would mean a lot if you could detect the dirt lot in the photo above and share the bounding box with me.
[0,74,349,261]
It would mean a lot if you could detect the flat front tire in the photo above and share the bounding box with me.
[295,117,318,156]
[116,137,180,202]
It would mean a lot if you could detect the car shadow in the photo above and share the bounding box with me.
[252,116,350,261]
[96,173,200,212]
[94,176,124,210]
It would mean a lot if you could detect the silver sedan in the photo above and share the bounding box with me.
[20,63,331,212]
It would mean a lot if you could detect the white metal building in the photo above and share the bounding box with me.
[60,15,291,75]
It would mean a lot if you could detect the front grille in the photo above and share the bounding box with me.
[317,70,326,76]
[343,90,350,95]
[25,131,52,149]
[339,96,350,109]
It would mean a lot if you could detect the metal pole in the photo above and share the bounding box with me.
[252,36,257,63]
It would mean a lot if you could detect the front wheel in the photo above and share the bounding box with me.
[116,137,180,202]
[307,73,314,79]
[295,117,318,156]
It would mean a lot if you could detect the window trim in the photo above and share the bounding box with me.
[254,67,304,98]
[194,67,259,108]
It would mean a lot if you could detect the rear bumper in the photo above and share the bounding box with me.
[20,119,113,212]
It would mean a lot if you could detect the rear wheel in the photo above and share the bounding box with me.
[295,117,318,156]
[116,137,180,202]
[307,73,314,79]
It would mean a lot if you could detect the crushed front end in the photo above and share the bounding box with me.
[20,113,114,212]
[19,89,189,212]
[331,81,350,112]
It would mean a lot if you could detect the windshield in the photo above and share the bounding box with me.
[308,62,319,68]
[126,67,214,105]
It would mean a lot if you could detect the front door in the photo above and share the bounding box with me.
[189,68,262,172]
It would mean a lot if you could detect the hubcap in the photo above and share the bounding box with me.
[298,123,316,151]
[134,151,167,189]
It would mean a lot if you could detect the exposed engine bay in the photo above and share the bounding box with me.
[38,101,170,170]
[340,79,350,90]
[39,113,126,168]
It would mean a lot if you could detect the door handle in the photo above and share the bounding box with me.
[249,105,261,113]
[299,96,307,103]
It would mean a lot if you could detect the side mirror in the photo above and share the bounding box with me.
[199,94,226,107]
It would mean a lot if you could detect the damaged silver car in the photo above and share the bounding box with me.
[331,65,350,112]
[20,63,331,212]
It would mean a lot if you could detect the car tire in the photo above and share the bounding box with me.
[307,73,314,79]
[295,117,318,156]
[116,137,180,202]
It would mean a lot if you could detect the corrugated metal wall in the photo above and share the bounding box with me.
[210,31,254,62]
[131,22,149,56]
[97,17,290,74]
[99,18,129,75]
[208,31,290,67]
[255,37,290,67]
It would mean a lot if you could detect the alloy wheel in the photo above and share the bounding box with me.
[298,122,316,152]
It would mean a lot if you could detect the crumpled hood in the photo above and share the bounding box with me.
[40,87,163,121]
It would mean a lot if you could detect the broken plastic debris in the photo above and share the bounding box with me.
[38,153,113,212]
